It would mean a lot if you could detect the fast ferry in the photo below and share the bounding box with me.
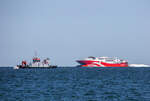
[14,56,57,69]
[76,56,128,67]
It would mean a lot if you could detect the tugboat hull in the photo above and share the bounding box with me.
[14,65,57,69]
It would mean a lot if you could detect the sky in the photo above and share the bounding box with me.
[0,0,150,66]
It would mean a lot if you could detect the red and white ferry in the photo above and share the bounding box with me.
[76,56,128,67]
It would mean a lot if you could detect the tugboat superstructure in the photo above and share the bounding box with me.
[14,55,57,69]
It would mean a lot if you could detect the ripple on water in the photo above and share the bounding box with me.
[0,67,150,101]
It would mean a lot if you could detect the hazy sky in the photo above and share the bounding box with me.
[0,0,150,66]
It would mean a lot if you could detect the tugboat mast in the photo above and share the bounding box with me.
[34,51,38,58]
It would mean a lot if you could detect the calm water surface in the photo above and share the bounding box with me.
[0,67,150,101]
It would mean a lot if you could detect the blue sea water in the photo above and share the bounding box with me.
[0,67,150,101]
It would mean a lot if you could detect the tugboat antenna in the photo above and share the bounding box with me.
[35,51,37,57]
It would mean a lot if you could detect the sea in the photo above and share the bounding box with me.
[0,67,150,101]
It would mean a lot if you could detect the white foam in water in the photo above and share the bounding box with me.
[129,64,150,67]
[13,66,19,69]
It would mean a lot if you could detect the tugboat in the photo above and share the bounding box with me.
[14,56,57,69]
